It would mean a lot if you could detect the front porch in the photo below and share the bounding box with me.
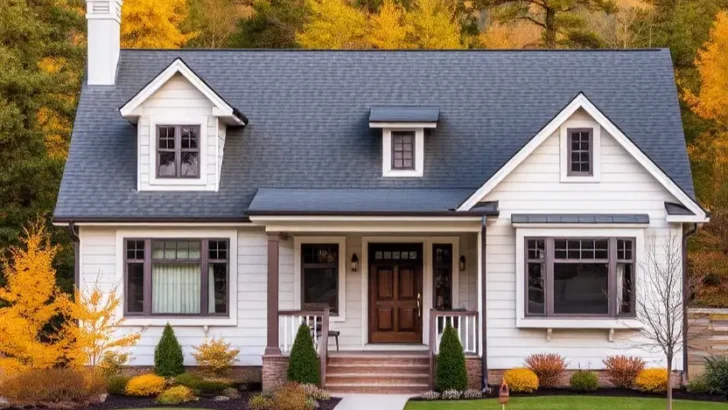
[259,221,489,393]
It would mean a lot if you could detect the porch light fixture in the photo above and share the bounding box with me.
[351,253,359,272]
[459,255,466,271]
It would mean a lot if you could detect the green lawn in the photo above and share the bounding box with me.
[405,396,726,410]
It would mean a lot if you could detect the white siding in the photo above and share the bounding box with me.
[137,74,222,191]
[481,111,684,371]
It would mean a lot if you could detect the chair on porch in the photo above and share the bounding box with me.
[305,303,340,351]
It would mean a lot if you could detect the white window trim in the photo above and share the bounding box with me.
[145,115,212,190]
[560,119,601,183]
[114,228,238,327]
[294,236,347,322]
[382,128,424,177]
[515,227,644,330]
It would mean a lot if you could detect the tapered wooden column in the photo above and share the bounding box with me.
[265,233,281,355]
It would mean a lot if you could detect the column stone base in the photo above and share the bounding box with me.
[262,355,289,391]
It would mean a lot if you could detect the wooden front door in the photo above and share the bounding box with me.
[369,243,423,344]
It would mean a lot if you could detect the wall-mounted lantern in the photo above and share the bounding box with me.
[459,255,467,271]
[351,253,359,272]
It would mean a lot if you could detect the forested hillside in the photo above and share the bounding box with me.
[1,0,726,305]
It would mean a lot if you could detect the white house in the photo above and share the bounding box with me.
[53,0,709,394]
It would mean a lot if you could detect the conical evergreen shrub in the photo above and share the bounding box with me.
[155,323,185,377]
[436,322,468,391]
[286,323,320,385]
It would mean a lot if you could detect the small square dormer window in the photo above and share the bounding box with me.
[392,131,415,170]
[568,128,592,176]
[157,125,200,178]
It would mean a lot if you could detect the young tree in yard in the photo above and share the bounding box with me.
[0,222,74,375]
[477,0,617,48]
[121,0,197,48]
[636,234,704,410]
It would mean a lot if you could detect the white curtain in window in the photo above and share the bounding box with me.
[152,264,201,314]
[208,265,216,313]
[616,263,625,313]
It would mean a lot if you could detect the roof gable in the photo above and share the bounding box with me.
[119,58,246,125]
[457,92,707,221]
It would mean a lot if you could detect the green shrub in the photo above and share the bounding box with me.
[248,393,273,410]
[287,323,320,385]
[436,323,467,392]
[174,372,229,395]
[569,370,598,392]
[704,355,728,395]
[156,386,196,404]
[687,373,710,394]
[155,323,185,377]
[107,375,131,396]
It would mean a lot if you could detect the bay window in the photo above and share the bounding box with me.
[525,237,635,318]
[124,238,229,316]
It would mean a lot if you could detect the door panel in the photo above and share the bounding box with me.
[369,243,423,344]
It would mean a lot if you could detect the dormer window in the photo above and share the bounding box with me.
[157,125,201,178]
[392,131,415,170]
[568,128,592,176]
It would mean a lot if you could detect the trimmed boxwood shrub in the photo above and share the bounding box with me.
[107,375,131,396]
[155,323,185,377]
[704,355,728,396]
[287,323,320,385]
[569,370,598,392]
[436,323,467,392]
[174,372,230,395]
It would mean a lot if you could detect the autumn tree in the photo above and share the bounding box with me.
[0,222,74,376]
[370,0,410,49]
[297,0,370,49]
[230,0,307,48]
[477,0,617,48]
[479,20,541,48]
[184,0,253,48]
[121,0,196,48]
[406,0,463,49]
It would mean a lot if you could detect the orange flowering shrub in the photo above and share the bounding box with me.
[125,374,167,397]
[603,355,645,388]
[525,353,567,387]
[503,368,539,393]
[635,368,668,393]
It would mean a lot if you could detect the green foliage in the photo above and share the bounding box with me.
[248,393,274,410]
[569,370,599,392]
[154,324,185,377]
[287,323,320,385]
[174,372,230,395]
[230,0,306,48]
[436,323,467,392]
[155,385,197,404]
[107,375,131,396]
[687,373,711,394]
[704,355,728,395]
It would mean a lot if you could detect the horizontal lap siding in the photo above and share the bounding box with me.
[483,119,684,371]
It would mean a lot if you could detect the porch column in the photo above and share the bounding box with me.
[479,217,488,389]
[265,233,281,355]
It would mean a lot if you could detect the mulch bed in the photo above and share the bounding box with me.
[409,388,726,403]
[86,393,341,410]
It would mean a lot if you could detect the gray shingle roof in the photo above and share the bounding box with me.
[54,49,695,221]
[665,202,695,216]
[511,214,650,224]
[369,106,440,123]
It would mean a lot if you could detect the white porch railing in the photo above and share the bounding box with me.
[278,310,329,354]
[430,310,479,355]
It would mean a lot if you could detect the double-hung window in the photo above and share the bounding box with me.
[157,125,200,178]
[124,239,229,316]
[391,131,415,170]
[525,237,635,318]
[567,128,593,176]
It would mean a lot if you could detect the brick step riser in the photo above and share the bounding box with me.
[326,385,430,394]
[327,366,428,376]
[326,375,429,385]
[327,358,429,367]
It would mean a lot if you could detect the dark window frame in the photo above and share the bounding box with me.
[567,128,593,176]
[156,125,201,179]
[432,243,453,311]
[524,237,636,318]
[123,238,229,317]
[300,243,340,315]
[391,131,416,171]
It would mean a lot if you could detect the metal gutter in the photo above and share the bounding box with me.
[682,222,698,384]
[67,222,80,290]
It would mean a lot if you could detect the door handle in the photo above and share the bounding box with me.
[417,293,422,318]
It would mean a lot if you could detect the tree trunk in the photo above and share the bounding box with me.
[544,8,556,48]
[666,357,673,410]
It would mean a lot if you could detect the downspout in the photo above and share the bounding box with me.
[682,222,698,384]
[481,216,488,391]
[67,222,80,290]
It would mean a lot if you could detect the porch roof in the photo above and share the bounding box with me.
[247,188,498,216]
[511,213,650,224]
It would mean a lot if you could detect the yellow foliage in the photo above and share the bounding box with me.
[156,385,196,404]
[66,280,142,368]
[370,0,410,49]
[121,0,197,48]
[297,0,370,49]
[503,367,539,393]
[406,0,463,49]
[0,222,74,375]
[687,11,728,127]
[192,337,240,377]
[635,368,668,393]
[480,21,541,49]
[125,374,167,396]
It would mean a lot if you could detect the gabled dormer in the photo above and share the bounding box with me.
[369,106,439,177]
[120,59,246,191]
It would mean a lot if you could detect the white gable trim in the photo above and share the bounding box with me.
[457,93,708,221]
[119,58,245,126]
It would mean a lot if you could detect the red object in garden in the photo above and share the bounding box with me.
[499,378,510,405]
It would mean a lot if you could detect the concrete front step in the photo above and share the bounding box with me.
[325,352,431,394]
[328,355,429,367]
[327,363,430,375]
[327,373,429,385]
[326,382,430,394]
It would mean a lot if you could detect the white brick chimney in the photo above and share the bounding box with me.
[85,0,123,85]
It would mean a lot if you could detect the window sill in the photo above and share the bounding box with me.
[517,317,643,330]
[120,316,237,327]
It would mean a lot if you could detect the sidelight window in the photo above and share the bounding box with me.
[525,237,635,318]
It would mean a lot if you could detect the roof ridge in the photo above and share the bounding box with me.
[121,48,668,53]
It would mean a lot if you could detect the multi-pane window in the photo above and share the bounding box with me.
[124,239,228,316]
[433,244,453,310]
[568,129,592,175]
[157,125,200,178]
[525,237,635,318]
[392,131,415,170]
[301,244,339,315]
